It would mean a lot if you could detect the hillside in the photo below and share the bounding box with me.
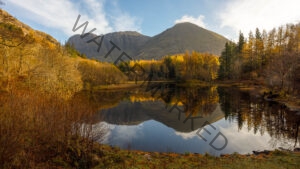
[67,22,229,62]
[0,9,126,96]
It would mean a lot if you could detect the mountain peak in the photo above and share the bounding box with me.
[135,22,229,59]
[174,22,201,27]
[106,31,146,37]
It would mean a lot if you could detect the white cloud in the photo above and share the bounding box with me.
[112,13,142,32]
[108,1,142,32]
[95,121,145,144]
[7,0,141,38]
[174,130,198,140]
[219,0,300,36]
[175,15,206,28]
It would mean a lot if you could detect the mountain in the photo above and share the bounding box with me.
[67,31,150,62]
[67,22,229,62]
[137,22,228,59]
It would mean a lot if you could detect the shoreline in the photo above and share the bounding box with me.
[92,80,300,111]
[91,144,300,168]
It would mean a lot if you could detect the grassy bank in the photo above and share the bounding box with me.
[91,145,300,169]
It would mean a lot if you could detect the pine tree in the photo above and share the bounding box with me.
[219,42,236,79]
[237,31,245,53]
[255,28,264,70]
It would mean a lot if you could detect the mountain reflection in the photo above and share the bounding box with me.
[81,85,299,149]
[97,85,223,132]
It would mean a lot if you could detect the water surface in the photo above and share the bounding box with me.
[89,85,300,155]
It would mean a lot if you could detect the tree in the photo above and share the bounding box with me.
[254,28,264,70]
[164,56,176,79]
[276,26,284,55]
[237,31,245,53]
[219,42,236,79]
[232,32,245,80]
[261,29,268,65]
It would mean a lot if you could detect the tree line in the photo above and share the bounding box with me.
[118,51,219,82]
[219,23,300,94]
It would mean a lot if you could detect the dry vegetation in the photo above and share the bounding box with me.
[0,90,109,168]
[0,9,122,168]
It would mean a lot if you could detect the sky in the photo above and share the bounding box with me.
[2,0,300,43]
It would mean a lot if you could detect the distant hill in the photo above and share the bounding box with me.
[67,31,150,62]
[67,22,229,62]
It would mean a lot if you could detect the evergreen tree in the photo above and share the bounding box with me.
[219,42,236,79]
[237,31,245,53]
[255,28,264,70]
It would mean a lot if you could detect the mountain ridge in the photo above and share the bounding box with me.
[67,22,229,62]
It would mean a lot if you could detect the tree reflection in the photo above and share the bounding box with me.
[218,87,300,148]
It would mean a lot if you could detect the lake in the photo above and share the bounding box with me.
[88,84,300,156]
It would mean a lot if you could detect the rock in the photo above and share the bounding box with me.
[294,148,300,152]
[278,147,289,151]
[220,154,226,157]
[252,150,271,155]
[263,91,280,101]
[252,151,259,155]
[144,153,151,160]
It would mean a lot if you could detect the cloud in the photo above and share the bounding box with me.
[219,0,300,35]
[174,130,198,140]
[7,0,141,38]
[108,1,142,32]
[175,15,206,28]
[95,121,145,144]
[111,13,142,32]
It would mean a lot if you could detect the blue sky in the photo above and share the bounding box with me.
[2,0,300,43]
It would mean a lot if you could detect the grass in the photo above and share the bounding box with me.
[92,145,300,169]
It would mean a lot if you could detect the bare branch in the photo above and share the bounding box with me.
[0,40,24,47]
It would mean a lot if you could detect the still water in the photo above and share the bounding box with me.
[90,85,300,155]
